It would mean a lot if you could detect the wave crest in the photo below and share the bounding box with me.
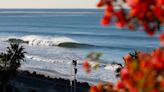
[21,35,78,46]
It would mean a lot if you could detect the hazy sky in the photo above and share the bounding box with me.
[0,0,98,9]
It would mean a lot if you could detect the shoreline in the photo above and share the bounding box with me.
[19,66,110,85]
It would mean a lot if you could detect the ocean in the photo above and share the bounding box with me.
[0,9,160,83]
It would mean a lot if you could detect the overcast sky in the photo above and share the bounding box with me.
[0,0,98,9]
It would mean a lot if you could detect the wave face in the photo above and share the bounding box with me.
[21,35,78,46]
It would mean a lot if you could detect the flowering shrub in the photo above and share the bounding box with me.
[83,0,164,91]
[97,0,164,36]
[87,48,164,92]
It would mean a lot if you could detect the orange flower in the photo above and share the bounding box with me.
[90,85,99,92]
[129,8,138,17]
[140,61,149,71]
[101,15,110,26]
[160,78,164,88]
[123,54,132,64]
[101,5,113,26]
[157,0,164,6]
[96,82,104,91]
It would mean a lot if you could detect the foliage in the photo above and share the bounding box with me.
[6,43,26,69]
[0,43,26,84]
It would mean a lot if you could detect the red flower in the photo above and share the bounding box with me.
[143,23,155,36]
[97,0,105,7]
[123,54,132,64]
[157,0,164,6]
[151,89,160,92]
[115,10,126,28]
[116,21,125,29]
[121,68,129,79]
[152,58,164,71]
[129,8,139,17]
[96,82,104,91]
[101,5,113,26]
[160,78,164,87]
[85,1,164,92]
[126,0,139,7]
[159,32,164,46]
[90,85,99,92]
[101,15,110,26]
[83,61,91,73]
[106,4,113,12]
[97,0,164,36]
[140,61,149,70]
[128,23,135,30]
[115,81,124,89]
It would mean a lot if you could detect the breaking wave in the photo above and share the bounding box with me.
[4,35,94,48]
[2,35,155,50]
[21,35,78,46]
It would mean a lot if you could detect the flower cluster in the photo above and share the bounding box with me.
[97,0,164,36]
[83,1,164,91]
[84,48,164,92]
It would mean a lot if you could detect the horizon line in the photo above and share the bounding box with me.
[0,8,104,10]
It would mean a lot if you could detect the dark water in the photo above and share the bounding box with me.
[0,9,160,63]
